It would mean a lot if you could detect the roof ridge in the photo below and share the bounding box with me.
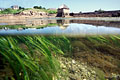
[59,4,69,9]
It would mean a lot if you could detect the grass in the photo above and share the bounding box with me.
[46,10,57,14]
[0,35,71,80]
[0,8,57,15]
[23,8,57,13]
[0,8,24,14]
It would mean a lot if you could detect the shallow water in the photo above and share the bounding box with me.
[0,19,120,36]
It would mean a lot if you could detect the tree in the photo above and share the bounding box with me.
[19,6,25,10]
[3,8,13,14]
[95,9,104,12]
[33,6,38,9]
[79,11,82,13]
[39,6,42,9]
[33,6,46,9]
[98,9,104,12]
[42,7,46,9]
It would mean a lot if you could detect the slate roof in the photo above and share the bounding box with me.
[59,4,69,9]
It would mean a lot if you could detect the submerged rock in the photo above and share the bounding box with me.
[57,56,99,80]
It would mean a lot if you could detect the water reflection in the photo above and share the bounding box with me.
[1,19,120,27]
[57,19,69,29]
[0,19,120,36]
[26,19,57,26]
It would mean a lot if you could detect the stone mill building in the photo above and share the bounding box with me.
[56,4,70,17]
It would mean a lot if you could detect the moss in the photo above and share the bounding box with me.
[71,41,90,52]
[95,68,106,80]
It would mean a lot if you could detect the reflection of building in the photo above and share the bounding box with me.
[57,19,70,29]
[11,5,19,10]
[57,4,70,17]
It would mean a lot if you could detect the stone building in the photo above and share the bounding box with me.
[0,8,5,11]
[11,5,19,10]
[56,4,70,17]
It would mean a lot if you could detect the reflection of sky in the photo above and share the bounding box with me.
[0,23,120,36]
[0,23,8,25]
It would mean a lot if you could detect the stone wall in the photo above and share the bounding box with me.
[57,8,70,17]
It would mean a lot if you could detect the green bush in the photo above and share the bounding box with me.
[47,10,57,14]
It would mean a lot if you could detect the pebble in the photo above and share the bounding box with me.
[72,60,76,64]
[58,56,99,80]
[57,56,120,80]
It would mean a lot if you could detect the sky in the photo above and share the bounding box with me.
[0,0,120,12]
